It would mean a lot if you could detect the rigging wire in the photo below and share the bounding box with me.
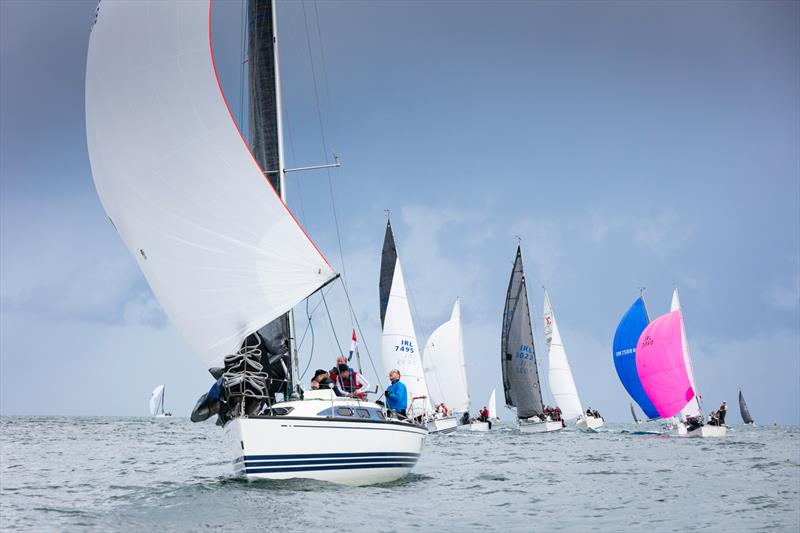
[320,290,344,357]
[298,298,316,380]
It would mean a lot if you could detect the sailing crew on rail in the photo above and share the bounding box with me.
[334,364,370,399]
[385,369,408,417]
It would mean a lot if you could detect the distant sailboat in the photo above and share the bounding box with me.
[739,390,755,425]
[635,300,726,438]
[422,298,467,434]
[630,402,641,424]
[613,295,660,420]
[501,247,562,433]
[149,385,172,417]
[542,289,604,432]
[379,220,437,426]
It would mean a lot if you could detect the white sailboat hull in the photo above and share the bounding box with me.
[427,416,459,434]
[673,422,728,438]
[468,421,490,432]
[224,395,427,486]
[518,418,563,433]
[575,415,604,432]
[685,424,728,438]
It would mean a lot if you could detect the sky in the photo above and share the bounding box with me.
[1,0,798,423]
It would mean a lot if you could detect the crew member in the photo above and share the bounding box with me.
[385,369,408,418]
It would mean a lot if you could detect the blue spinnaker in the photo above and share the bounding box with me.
[613,297,659,419]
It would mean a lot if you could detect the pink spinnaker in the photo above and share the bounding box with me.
[635,310,695,418]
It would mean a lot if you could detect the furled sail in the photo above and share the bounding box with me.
[488,389,497,420]
[635,310,695,419]
[670,288,702,418]
[422,298,470,413]
[613,297,660,419]
[543,290,583,420]
[630,402,640,424]
[380,225,431,417]
[739,390,754,424]
[85,1,337,368]
[501,247,543,419]
[150,385,165,416]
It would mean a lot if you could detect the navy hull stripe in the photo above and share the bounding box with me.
[235,451,420,463]
[244,457,419,467]
[243,462,416,475]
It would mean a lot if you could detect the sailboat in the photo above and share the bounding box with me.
[468,389,498,432]
[501,247,562,433]
[86,0,426,485]
[670,288,703,434]
[630,402,641,424]
[542,289,604,432]
[149,385,172,417]
[739,390,755,425]
[635,292,726,438]
[613,295,661,421]
[379,220,439,430]
[422,298,467,434]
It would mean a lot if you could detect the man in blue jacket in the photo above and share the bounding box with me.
[385,369,408,418]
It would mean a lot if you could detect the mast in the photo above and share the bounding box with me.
[248,0,299,395]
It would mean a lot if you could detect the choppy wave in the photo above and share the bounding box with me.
[1,417,798,532]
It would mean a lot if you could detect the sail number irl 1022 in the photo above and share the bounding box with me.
[515,344,534,360]
[395,339,415,353]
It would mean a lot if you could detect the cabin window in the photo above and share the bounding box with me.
[356,408,371,419]
[269,407,293,416]
[374,410,385,419]
[336,407,354,417]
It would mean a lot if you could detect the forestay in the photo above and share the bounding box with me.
[635,310,695,419]
[613,297,660,419]
[150,385,165,416]
[85,1,336,368]
[422,298,470,413]
[543,290,583,420]
[670,288,702,418]
[501,247,543,419]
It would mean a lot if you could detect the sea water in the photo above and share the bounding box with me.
[1,417,798,532]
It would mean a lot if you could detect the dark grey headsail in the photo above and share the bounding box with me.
[379,220,398,329]
[501,246,544,419]
[739,390,754,424]
[248,0,291,393]
[630,402,640,424]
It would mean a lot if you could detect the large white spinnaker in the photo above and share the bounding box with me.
[542,290,583,421]
[85,1,337,368]
[149,385,165,416]
[382,259,432,418]
[422,298,470,414]
[671,288,702,418]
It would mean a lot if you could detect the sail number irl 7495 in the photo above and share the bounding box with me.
[395,339,415,353]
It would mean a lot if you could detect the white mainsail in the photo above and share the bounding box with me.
[85,1,337,368]
[149,385,165,416]
[382,259,432,417]
[422,298,470,413]
[542,290,583,420]
[671,288,702,418]
[488,388,497,420]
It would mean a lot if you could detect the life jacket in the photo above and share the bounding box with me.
[340,371,365,399]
